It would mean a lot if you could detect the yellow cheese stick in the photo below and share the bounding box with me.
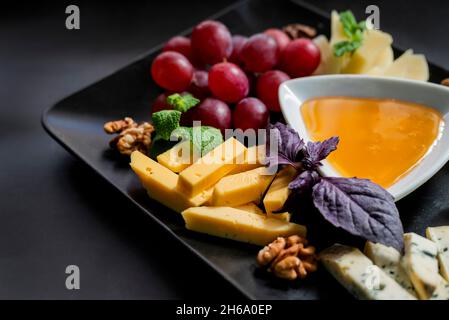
[130,151,212,213]
[178,137,246,196]
[263,166,297,218]
[210,167,275,207]
[181,206,306,246]
[234,203,264,215]
[157,140,195,173]
[227,144,265,175]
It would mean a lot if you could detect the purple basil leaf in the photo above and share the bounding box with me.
[288,170,320,194]
[265,122,304,169]
[302,136,339,170]
[312,177,403,251]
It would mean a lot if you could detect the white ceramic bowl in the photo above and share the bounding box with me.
[279,75,449,201]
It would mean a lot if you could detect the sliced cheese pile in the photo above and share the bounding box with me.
[314,10,429,81]
[130,138,305,246]
[320,244,416,300]
[322,229,449,300]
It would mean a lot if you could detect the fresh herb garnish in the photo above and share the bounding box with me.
[265,122,404,251]
[167,93,200,113]
[333,10,366,57]
[151,109,223,156]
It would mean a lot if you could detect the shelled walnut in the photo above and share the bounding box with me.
[442,78,449,87]
[257,235,318,280]
[282,24,317,40]
[104,117,154,155]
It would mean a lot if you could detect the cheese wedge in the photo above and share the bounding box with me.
[227,144,265,175]
[430,275,449,300]
[426,226,449,282]
[342,29,393,74]
[320,244,416,300]
[330,10,346,45]
[263,166,297,219]
[379,49,429,81]
[235,203,264,215]
[365,46,394,75]
[402,232,441,299]
[327,11,351,73]
[178,137,246,196]
[313,35,343,75]
[364,241,416,296]
[211,167,275,207]
[181,206,306,246]
[157,141,195,173]
[130,151,211,213]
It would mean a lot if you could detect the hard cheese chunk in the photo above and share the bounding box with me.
[380,49,429,81]
[342,29,393,74]
[235,203,264,215]
[402,232,441,299]
[130,151,212,213]
[178,137,246,196]
[181,206,306,246]
[227,144,265,175]
[157,141,195,173]
[211,167,275,207]
[426,226,449,282]
[320,244,416,300]
[263,166,297,218]
[364,241,416,296]
[366,46,394,75]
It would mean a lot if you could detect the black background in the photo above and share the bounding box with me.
[1,0,448,299]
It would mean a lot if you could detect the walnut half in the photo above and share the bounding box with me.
[257,235,318,281]
[104,117,154,155]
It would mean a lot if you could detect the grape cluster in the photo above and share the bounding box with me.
[151,20,320,132]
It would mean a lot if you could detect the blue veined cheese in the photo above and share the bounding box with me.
[429,275,449,300]
[320,244,416,300]
[364,241,416,297]
[401,233,441,299]
[426,226,449,282]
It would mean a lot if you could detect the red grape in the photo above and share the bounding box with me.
[151,51,194,92]
[181,98,232,134]
[151,92,172,114]
[188,70,210,99]
[208,62,249,103]
[162,36,192,61]
[264,28,290,51]
[280,38,321,77]
[233,97,269,131]
[256,70,290,112]
[240,34,279,73]
[229,35,248,65]
[191,20,233,65]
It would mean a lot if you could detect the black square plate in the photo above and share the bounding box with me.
[42,0,449,299]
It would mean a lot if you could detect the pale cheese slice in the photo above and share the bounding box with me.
[402,232,441,299]
[379,49,429,81]
[426,226,449,282]
[364,241,416,296]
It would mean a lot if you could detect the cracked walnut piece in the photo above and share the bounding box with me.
[104,117,154,155]
[442,78,449,87]
[283,24,317,40]
[257,235,317,281]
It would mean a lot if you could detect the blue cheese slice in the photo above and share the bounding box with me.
[429,275,449,300]
[426,226,449,282]
[401,232,440,299]
[364,241,416,297]
[320,244,416,300]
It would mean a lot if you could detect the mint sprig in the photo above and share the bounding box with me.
[333,10,366,57]
[167,93,200,113]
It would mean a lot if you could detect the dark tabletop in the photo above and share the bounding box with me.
[1,0,448,299]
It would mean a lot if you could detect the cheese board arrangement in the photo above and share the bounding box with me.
[42,0,449,299]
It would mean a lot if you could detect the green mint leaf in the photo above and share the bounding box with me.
[151,110,182,140]
[166,93,200,113]
[333,10,367,57]
[172,126,223,156]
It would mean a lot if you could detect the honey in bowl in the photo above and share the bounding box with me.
[301,97,444,188]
